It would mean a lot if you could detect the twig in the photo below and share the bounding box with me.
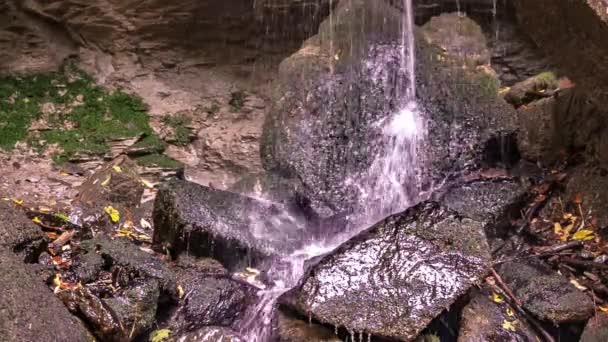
[491,268,522,307]
[534,241,583,254]
[561,258,608,270]
[49,230,76,253]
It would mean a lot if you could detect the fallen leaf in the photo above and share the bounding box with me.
[506,308,515,317]
[561,223,575,241]
[12,199,23,205]
[101,175,111,187]
[491,293,504,304]
[502,320,517,332]
[104,206,120,223]
[570,279,588,291]
[149,329,171,342]
[572,230,595,241]
[140,218,152,229]
[177,285,185,299]
[54,213,69,222]
[599,305,608,312]
[32,217,42,224]
[141,178,154,189]
[554,222,563,235]
[573,193,583,205]
[112,165,123,173]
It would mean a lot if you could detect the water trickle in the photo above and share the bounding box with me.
[242,0,422,340]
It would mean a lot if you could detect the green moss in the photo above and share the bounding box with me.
[161,114,192,146]
[229,90,247,111]
[536,71,557,84]
[135,154,183,169]
[204,102,221,117]
[0,65,161,163]
[130,134,166,153]
[472,72,501,100]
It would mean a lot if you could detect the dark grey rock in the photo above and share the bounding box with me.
[175,326,244,342]
[273,309,340,342]
[580,313,608,342]
[439,179,528,224]
[170,265,256,331]
[104,279,160,339]
[285,201,491,341]
[458,286,539,342]
[80,237,177,299]
[0,201,45,262]
[496,259,594,323]
[0,248,92,342]
[74,249,105,284]
[152,180,307,270]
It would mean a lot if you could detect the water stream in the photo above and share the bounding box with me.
[242,0,421,340]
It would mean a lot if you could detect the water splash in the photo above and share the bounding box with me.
[242,0,421,340]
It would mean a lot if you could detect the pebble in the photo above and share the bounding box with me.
[594,255,608,264]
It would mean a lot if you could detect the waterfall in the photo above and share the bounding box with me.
[242,0,421,340]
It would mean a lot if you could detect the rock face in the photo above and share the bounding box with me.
[261,0,518,218]
[285,201,491,341]
[514,0,608,107]
[0,201,45,262]
[0,248,92,342]
[273,309,341,342]
[176,326,244,342]
[496,259,594,323]
[152,180,307,269]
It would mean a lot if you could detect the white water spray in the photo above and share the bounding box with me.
[243,0,421,340]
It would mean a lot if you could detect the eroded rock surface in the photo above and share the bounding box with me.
[285,201,491,341]
[273,309,341,342]
[581,313,608,342]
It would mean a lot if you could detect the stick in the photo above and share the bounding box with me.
[561,258,608,270]
[534,241,583,254]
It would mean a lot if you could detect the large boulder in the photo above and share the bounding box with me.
[0,201,45,262]
[580,313,608,342]
[0,248,93,342]
[261,0,518,218]
[152,180,307,270]
[284,201,491,341]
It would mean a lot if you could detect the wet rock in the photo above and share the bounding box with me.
[285,201,491,341]
[152,180,307,270]
[273,309,341,342]
[73,249,105,284]
[58,286,125,341]
[580,313,608,342]
[439,179,528,224]
[420,13,490,66]
[261,0,518,218]
[0,248,92,342]
[170,264,255,332]
[458,286,539,342]
[80,237,177,299]
[0,201,45,262]
[104,279,160,339]
[229,172,303,207]
[496,259,594,323]
[438,179,528,245]
[175,326,244,342]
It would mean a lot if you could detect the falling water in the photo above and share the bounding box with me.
[242,0,421,340]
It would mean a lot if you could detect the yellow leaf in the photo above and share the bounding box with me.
[502,320,517,332]
[101,175,111,187]
[112,165,123,173]
[561,223,575,241]
[149,329,171,342]
[177,285,185,299]
[599,305,608,312]
[32,217,42,224]
[141,178,154,189]
[59,172,69,176]
[12,199,23,205]
[554,222,563,235]
[492,293,504,303]
[104,206,120,223]
[506,308,515,317]
[573,230,595,241]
